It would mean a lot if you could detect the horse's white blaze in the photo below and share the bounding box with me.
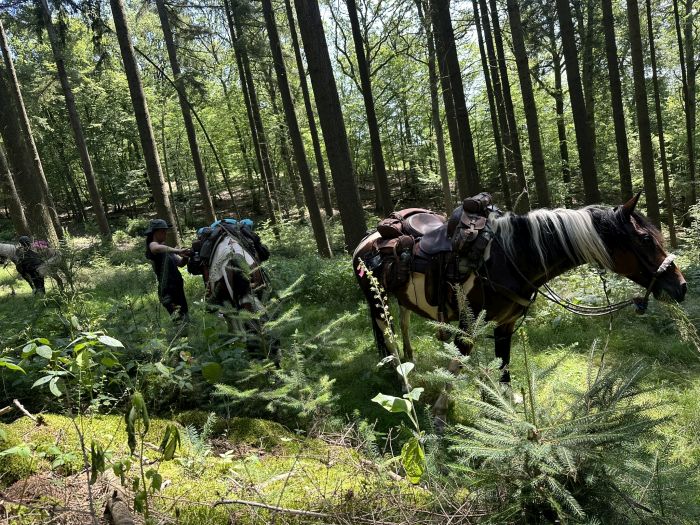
[491,207,613,272]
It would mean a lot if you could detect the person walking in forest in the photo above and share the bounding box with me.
[145,219,190,323]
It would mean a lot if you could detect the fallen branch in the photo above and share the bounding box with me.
[211,498,330,519]
[13,399,39,424]
[0,405,13,417]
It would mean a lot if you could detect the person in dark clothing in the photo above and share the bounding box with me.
[15,236,45,294]
[144,219,190,321]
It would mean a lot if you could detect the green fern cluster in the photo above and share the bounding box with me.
[447,353,682,523]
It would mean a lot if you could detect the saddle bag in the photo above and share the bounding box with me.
[372,235,415,291]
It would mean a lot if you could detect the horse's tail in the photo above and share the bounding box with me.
[353,232,391,357]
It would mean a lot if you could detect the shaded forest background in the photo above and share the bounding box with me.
[0,0,698,251]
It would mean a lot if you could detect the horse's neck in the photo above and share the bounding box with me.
[506,219,585,287]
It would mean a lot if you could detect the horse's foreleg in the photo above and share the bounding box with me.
[494,322,515,383]
[399,306,413,361]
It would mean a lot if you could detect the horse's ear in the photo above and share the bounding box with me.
[619,191,642,220]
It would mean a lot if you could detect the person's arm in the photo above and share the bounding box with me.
[148,241,186,255]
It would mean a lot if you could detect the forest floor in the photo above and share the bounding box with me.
[1,220,700,523]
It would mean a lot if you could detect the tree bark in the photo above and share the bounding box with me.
[294,0,367,251]
[506,0,549,207]
[0,17,61,240]
[283,0,334,217]
[346,0,393,215]
[626,0,660,225]
[224,0,279,228]
[555,0,600,203]
[646,0,676,245]
[548,23,572,206]
[685,0,696,203]
[432,0,479,196]
[417,0,452,213]
[109,0,178,244]
[600,0,632,200]
[261,0,332,256]
[40,0,111,240]
[155,0,216,224]
[489,0,526,205]
[431,5,467,198]
[0,144,30,236]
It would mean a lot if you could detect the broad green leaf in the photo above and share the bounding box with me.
[155,362,170,376]
[202,362,223,383]
[32,375,54,388]
[76,350,90,369]
[98,335,124,348]
[0,359,24,373]
[396,362,414,379]
[49,377,62,397]
[371,393,413,415]
[35,338,50,345]
[403,387,424,402]
[159,424,180,461]
[100,355,119,367]
[0,444,32,458]
[401,436,425,484]
[35,345,53,359]
[90,440,105,485]
[134,489,146,513]
[146,469,163,492]
[21,343,36,356]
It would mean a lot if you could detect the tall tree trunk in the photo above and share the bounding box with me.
[489,0,526,205]
[40,0,111,240]
[0,144,30,235]
[473,0,509,208]
[675,0,698,204]
[109,0,178,244]
[0,73,57,244]
[432,0,479,196]
[417,0,452,212]
[626,0,660,225]
[155,0,216,224]
[294,0,368,251]
[549,24,572,206]
[261,0,332,256]
[685,0,696,203]
[224,0,279,227]
[284,0,334,217]
[600,0,633,200]
[555,0,600,203]
[578,0,598,163]
[478,0,515,207]
[346,0,393,215]
[432,11,467,197]
[646,0,676,245]
[0,17,61,240]
[506,0,549,207]
[161,108,183,237]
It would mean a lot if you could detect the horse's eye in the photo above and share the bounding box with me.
[642,235,653,245]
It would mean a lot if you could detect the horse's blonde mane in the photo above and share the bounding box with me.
[490,207,613,271]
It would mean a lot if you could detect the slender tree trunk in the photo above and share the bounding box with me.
[0,144,30,235]
[224,0,279,227]
[431,2,467,196]
[262,0,332,256]
[0,17,61,240]
[600,0,633,200]
[346,0,393,215]
[40,0,111,240]
[472,0,509,208]
[674,0,698,204]
[686,0,696,202]
[549,26,572,206]
[626,0,660,225]
[155,0,216,223]
[294,0,368,251]
[489,0,526,205]
[432,0,479,196]
[478,0,515,207]
[646,0,676,245]
[579,0,598,162]
[555,0,600,203]
[417,0,452,212]
[284,0,334,217]
[109,0,178,244]
[161,108,182,237]
[506,0,549,207]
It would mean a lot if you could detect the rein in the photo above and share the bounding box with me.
[490,231,676,317]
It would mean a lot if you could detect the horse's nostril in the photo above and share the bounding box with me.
[682,282,688,295]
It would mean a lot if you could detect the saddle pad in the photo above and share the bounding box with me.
[415,224,452,256]
[208,235,256,285]
[404,213,446,237]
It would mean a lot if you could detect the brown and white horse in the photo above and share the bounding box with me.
[353,194,687,384]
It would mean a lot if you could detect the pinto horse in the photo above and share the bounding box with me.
[354,194,687,386]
